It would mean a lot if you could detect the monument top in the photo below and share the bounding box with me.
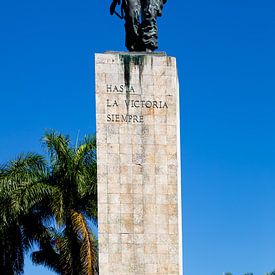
[105,51,168,57]
[109,0,168,52]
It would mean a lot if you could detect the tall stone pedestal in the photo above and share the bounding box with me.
[95,52,182,274]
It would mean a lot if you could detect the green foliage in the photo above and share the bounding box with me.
[0,153,48,274]
[0,131,98,274]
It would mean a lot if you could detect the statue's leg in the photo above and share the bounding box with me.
[123,0,141,51]
[140,0,160,51]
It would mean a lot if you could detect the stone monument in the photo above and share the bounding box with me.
[95,52,182,274]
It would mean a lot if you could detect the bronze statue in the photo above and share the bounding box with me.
[110,0,167,52]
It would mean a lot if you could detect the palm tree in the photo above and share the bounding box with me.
[0,131,98,274]
[32,131,98,274]
[0,153,48,274]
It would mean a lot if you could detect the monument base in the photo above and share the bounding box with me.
[95,52,182,274]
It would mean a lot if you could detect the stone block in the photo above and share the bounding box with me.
[96,52,182,274]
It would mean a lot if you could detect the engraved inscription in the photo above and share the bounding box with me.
[106,84,169,124]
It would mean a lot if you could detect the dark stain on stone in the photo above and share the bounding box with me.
[119,54,146,114]
[166,56,172,67]
[119,54,145,88]
[137,56,145,88]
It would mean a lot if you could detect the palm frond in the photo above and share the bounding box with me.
[75,135,96,164]
[0,153,47,193]
[31,250,60,273]
[42,130,71,166]
[71,210,96,275]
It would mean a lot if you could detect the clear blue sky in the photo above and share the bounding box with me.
[0,0,275,274]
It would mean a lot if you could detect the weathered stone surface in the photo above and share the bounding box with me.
[96,52,182,274]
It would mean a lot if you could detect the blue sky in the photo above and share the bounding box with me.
[0,0,275,274]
